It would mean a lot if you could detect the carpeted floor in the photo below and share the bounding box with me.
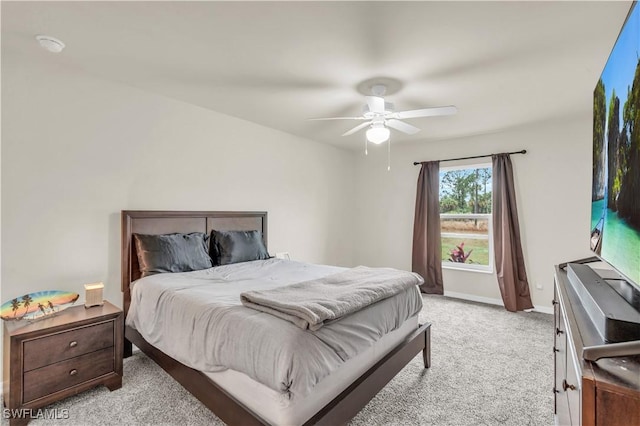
[9,296,553,426]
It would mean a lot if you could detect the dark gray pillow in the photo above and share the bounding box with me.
[134,232,213,277]
[210,230,269,266]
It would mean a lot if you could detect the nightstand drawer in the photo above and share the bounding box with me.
[23,347,114,403]
[23,321,114,371]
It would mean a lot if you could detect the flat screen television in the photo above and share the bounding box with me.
[591,1,640,290]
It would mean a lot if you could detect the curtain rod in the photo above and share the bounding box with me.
[412,149,527,166]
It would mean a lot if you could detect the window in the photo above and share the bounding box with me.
[439,164,493,272]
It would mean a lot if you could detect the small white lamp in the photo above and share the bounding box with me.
[84,282,104,308]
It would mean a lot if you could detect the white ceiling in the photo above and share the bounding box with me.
[2,1,633,149]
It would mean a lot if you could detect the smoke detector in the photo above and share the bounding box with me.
[36,35,65,53]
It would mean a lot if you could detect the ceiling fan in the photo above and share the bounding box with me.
[309,84,457,144]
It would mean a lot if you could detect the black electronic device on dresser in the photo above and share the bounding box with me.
[566,263,640,345]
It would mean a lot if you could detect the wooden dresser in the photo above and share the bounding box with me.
[554,266,640,426]
[3,301,123,425]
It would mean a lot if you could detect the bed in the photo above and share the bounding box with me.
[122,210,431,426]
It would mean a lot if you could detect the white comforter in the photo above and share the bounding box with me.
[126,258,423,399]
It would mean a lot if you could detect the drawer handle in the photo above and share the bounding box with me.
[69,341,78,348]
[562,379,576,391]
[556,328,564,335]
[69,369,78,376]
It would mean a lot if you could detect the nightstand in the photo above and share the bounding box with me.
[3,301,123,425]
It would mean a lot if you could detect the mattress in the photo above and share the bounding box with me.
[206,316,418,426]
[126,258,423,408]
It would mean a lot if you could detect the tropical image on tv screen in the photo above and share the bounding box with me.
[591,4,640,285]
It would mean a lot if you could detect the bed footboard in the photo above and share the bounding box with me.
[125,322,431,426]
[305,322,431,425]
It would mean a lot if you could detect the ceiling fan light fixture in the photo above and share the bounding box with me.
[309,80,457,147]
[366,125,390,144]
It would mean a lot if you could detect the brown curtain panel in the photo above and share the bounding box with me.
[492,154,534,311]
[412,161,444,294]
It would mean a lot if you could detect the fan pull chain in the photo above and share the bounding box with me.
[364,133,368,156]
[387,135,391,171]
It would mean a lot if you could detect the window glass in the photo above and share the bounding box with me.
[439,165,493,272]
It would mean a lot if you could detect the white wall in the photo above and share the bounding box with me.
[2,40,594,315]
[1,50,355,307]
[353,117,594,310]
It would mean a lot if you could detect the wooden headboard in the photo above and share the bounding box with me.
[121,210,267,315]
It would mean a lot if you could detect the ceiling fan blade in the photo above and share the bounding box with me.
[308,116,366,121]
[386,119,421,135]
[342,121,372,136]
[394,105,458,119]
[366,96,385,114]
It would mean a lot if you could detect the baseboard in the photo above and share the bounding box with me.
[532,305,554,315]
[443,290,553,314]
[443,291,504,306]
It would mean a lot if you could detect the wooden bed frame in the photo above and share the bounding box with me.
[121,210,431,426]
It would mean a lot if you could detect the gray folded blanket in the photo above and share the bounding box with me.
[240,266,424,330]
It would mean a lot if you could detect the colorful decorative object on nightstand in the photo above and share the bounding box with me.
[1,290,79,321]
